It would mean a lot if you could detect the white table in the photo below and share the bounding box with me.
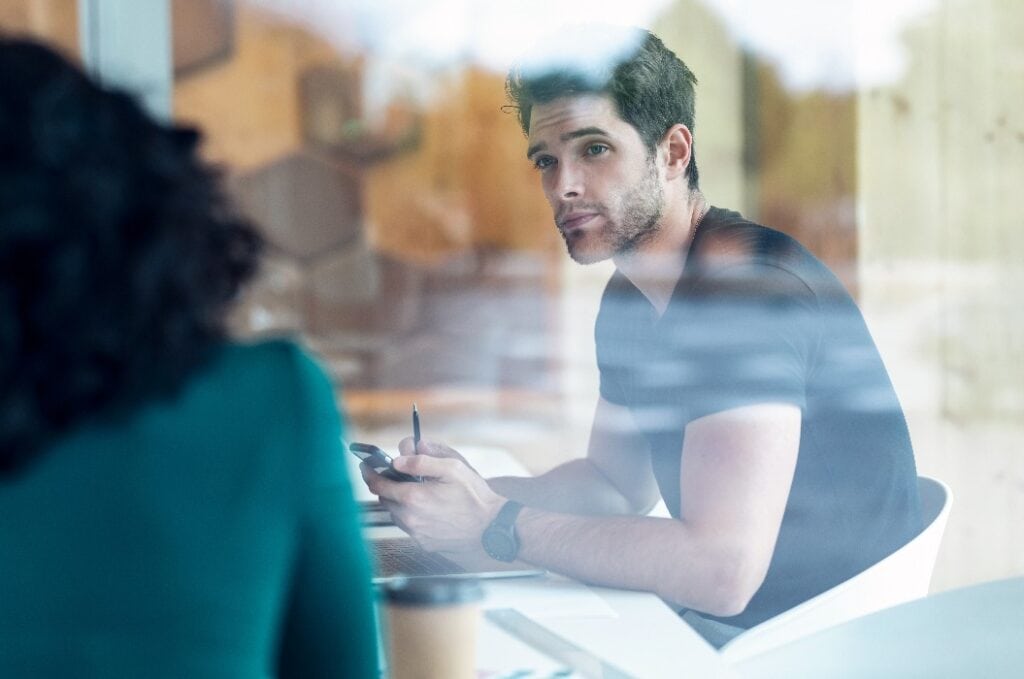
[350,442,736,678]
[476,580,734,678]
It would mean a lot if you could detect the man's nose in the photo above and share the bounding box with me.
[552,162,583,199]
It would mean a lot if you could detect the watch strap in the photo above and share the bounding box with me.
[483,500,525,562]
[494,499,525,527]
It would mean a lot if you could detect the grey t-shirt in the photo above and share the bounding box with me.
[595,207,922,629]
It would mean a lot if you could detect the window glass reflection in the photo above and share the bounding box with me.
[162,0,1023,596]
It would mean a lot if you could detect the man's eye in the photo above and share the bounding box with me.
[533,156,555,170]
[586,144,609,156]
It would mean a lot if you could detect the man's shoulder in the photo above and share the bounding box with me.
[689,207,842,298]
[694,209,810,272]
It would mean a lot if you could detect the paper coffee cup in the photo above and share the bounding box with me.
[382,577,484,679]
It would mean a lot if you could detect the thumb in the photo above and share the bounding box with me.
[398,437,417,456]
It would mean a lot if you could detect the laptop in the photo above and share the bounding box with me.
[361,502,544,584]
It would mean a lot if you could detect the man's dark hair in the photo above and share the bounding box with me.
[505,26,700,189]
[0,37,262,474]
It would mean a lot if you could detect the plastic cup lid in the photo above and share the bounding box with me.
[382,577,484,606]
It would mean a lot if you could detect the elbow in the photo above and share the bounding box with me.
[704,565,762,618]
[706,551,769,618]
[663,549,768,619]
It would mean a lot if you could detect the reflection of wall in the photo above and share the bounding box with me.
[363,67,557,265]
[173,4,561,394]
[755,64,858,292]
[858,0,1024,591]
[172,0,234,78]
[655,1,859,294]
[172,4,554,263]
[174,5,327,171]
[859,0,1024,421]
[654,0,746,212]
[0,0,78,54]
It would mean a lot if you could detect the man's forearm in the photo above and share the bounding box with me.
[513,508,756,618]
[487,458,638,516]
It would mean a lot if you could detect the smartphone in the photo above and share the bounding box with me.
[349,442,421,482]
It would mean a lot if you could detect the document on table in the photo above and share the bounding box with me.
[478,615,576,678]
[484,609,635,679]
[482,575,618,619]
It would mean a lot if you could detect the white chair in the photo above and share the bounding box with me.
[719,475,952,663]
[732,576,1024,678]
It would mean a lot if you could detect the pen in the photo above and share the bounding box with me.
[412,403,421,450]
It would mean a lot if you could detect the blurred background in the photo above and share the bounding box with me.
[4,0,1021,596]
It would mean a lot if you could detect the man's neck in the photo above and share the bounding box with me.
[614,192,707,316]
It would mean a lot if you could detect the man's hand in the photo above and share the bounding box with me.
[360,449,504,555]
[396,436,479,474]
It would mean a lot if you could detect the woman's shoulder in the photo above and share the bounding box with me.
[192,337,340,442]
[212,338,326,384]
[195,338,337,419]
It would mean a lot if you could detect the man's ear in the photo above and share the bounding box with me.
[661,124,693,182]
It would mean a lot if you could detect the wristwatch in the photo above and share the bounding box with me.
[481,500,525,562]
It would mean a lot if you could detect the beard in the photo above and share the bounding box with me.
[561,160,665,265]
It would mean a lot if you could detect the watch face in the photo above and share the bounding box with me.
[482,527,517,562]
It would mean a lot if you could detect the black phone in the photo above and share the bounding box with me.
[349,442,421,482]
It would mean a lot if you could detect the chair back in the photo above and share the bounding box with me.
[719,475,952,663]
[733,576,1024,678]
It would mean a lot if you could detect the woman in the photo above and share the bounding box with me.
[0,37,379,677]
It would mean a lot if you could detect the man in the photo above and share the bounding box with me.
[361,27,922,644]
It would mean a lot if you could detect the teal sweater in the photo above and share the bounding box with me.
[0,340,379,677]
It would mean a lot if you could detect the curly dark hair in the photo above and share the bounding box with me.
[0,37,263,475]
[506,26,700,189]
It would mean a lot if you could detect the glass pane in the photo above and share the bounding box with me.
[171,0,569,462]
[164,0,1023,597]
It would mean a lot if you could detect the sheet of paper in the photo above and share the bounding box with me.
[482,575,618,619]
[477,617,573,678]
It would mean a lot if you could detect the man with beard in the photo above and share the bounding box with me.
[361,26,922,645]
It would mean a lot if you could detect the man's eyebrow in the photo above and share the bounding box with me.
[562,126,610,142]
[526,141,546,160]
[526,127,612,160]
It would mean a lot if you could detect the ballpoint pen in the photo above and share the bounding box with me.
[412,403,421,449]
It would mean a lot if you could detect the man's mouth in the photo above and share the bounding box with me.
[558,212,600,233]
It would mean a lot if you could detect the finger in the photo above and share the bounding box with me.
[361,471,389,499]
[419,440,451,458]
[400,444,479,477]
[382,500,412,535]
[359,462,381,491]
[418,441,475,470]
[393,453,458,480]
[362,465,410,502]
[399,438,435,457]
